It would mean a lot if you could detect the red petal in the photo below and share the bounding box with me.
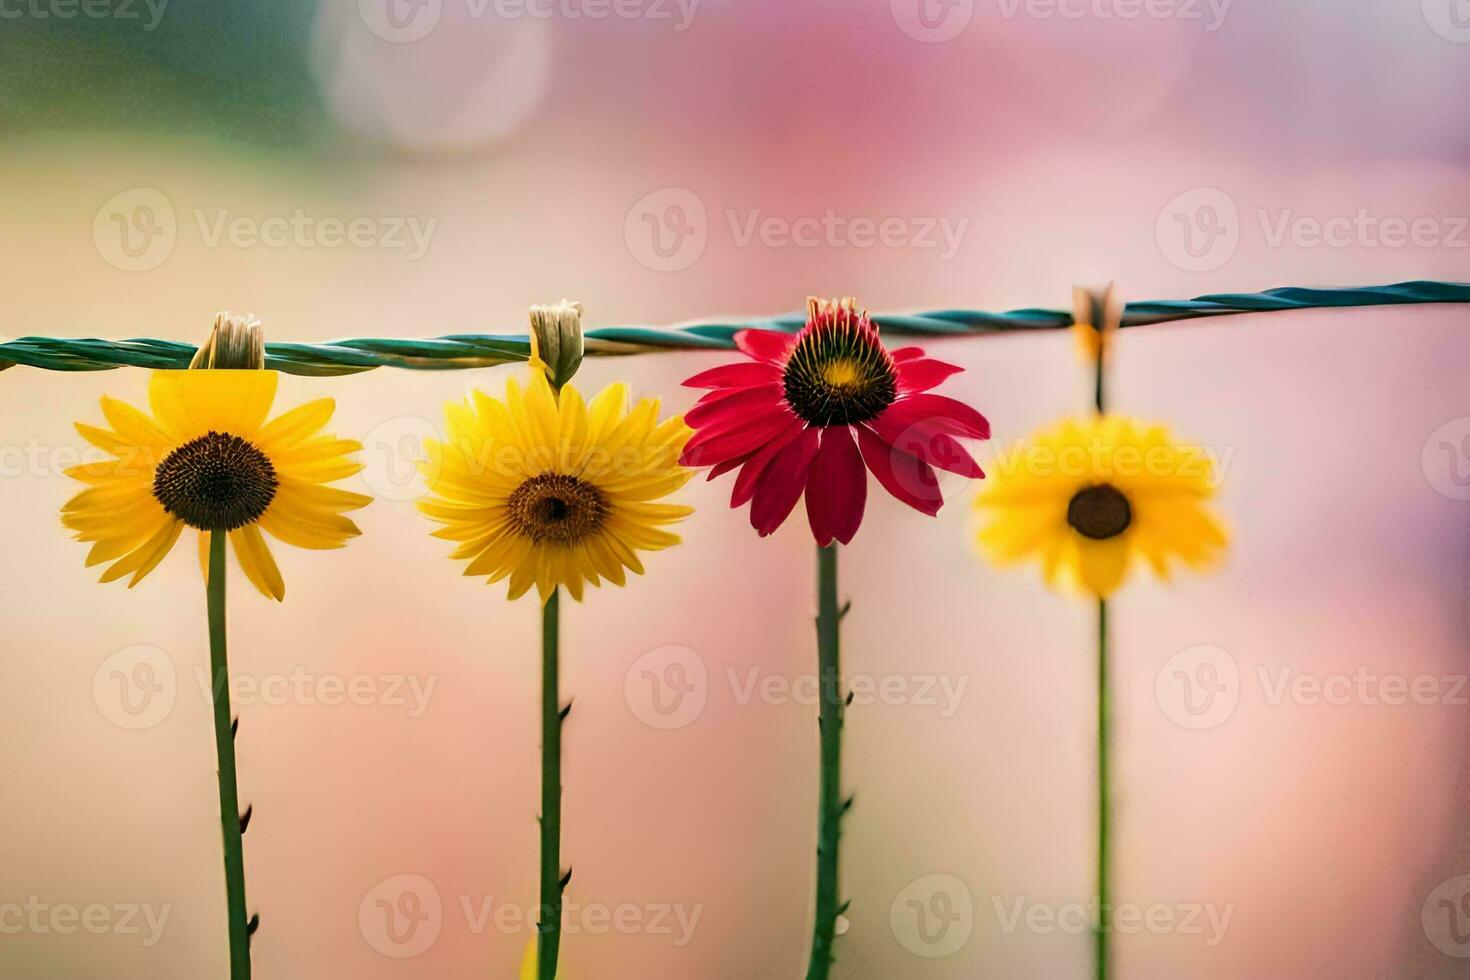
[683,361,783,389]
[731,422,808,507]
[749,427,821,536]
[685,384,783,429]
[890,346,925,362]
[681,406,797,467]
[708,454,750,480]
[805,426,867,546]
[855,425,943,517]
[735,329,797,364]
[896,357,964,394]
[886,394,990,440]
[867,410,985,478]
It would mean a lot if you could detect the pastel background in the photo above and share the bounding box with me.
[2,1,1469,977]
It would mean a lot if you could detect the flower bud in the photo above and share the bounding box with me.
[529,299,584,390]
[190,312,265,370]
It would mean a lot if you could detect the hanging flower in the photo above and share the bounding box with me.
[974,415,1227,596]
[679,297,990,545]
[62,371,369,600]
[417,366,693,603]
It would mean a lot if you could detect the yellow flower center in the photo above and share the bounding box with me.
[152,431,278,531]
[507,473,608,545]
[1066,483,1132,540]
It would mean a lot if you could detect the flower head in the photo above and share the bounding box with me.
[62,371,369,600]
[418,367,693,603]
[974,415,1227,596]
[680,297,990,545]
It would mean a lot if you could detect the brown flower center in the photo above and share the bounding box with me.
[782,308,897,427]
[152,431,278,531]
[1066,484,1132,540]
[507,473,608,545]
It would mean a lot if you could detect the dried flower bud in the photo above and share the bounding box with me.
[528,299,584,390]
[191,312,265,370]
[1072,284,1122,364]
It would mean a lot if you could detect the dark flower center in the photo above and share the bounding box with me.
[152,431,278,531]
[508,473,608,545]
[1066,484,1132,540]
[782,305,897,427]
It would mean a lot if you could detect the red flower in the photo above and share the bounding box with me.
[679,297,990,545]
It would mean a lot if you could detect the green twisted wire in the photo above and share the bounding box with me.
[2,281,1465,377]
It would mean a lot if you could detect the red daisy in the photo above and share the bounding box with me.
[679,297,990,545]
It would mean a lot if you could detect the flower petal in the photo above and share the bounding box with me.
[734,328,796,364]
[749,426,820,536]
[148,370,279,441]
[805,425,867,546]
[867,410,984,478]
[896,357,964,394]
[681,406,800,468]
[682,361,783,389]
[684,385,784,430]
[885,394,990,440]
[855,425,943,516]
[232,524,285,601]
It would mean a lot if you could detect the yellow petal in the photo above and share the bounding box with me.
[231,525,285,601]
[1075,536,1131,597]
[148,370,278,441]
[255,398,335,452]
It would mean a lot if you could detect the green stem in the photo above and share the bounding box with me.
[207,531,251,980]
[806,544,844,980]
[1093,304,1110,980]
[538,588,564,980]
[1095,598,1111,980]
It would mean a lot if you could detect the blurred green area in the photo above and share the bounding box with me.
[0,0,328,147]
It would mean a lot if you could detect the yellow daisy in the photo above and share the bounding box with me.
[62,370,369,600]
[974,415,1227,596]
[418,366,694,603]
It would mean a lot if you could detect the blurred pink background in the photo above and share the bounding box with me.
[2,1,1470,977]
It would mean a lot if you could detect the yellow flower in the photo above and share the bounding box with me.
[974,415,1227,597]
[418,367,694,603]
[62,371,369,600]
